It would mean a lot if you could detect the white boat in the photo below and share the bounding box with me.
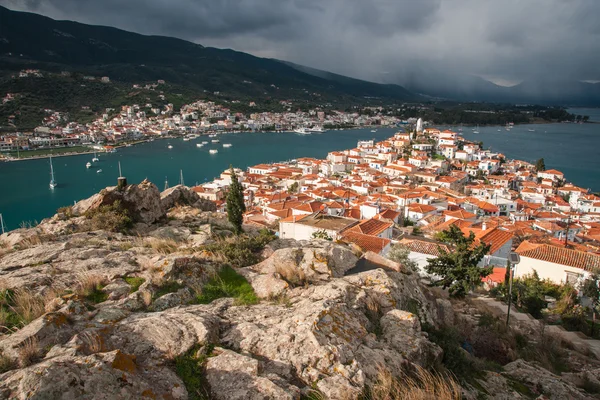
[196,143,204,148]
[209,134,217,138]
[528,129,535,132]
[92,152,99,162]
[86,162,92,168]
[168,145,173,149]
[294,127,310,135]
[97,169,103,173]
[223,143,232,148]
[473,125,480,134]
[49,156,57,189]
[209,149,218,154]
[309,126,325,133]
[183,137,190,141]
[497,129,501,132]
[211,139,220,143]
[371,129,377,133]
[202,141,208,145]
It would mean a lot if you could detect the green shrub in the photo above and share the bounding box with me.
[202,229,275,268]
[194,266,258,306]
[174,344,213,400]
[84,200,133,233]
[124,277,145,293]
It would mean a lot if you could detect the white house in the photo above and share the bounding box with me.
[514,241,600,285]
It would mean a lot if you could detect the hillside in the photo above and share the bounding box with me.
[0,6,418,128]
[1,180,599,399]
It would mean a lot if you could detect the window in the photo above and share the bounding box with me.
[565,271,582,285]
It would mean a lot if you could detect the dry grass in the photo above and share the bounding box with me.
[146,238,180,255]
[0,240,12,257]
[18,336,41,367]
[11,289,47,325]
[0,349,15,373]
[16,234,43,249]
[140,290,153,307]
[79,331,106,354]
[75,273,108,303]
[368,366,461,400]
[274,263,307,287]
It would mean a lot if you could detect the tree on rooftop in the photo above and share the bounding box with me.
[288,182,299,194]
[226,166,246,235]
[425,225,492,298]
[535,158,546,172]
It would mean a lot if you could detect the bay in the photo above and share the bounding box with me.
[1,122,599,231]
[0,129,397,230]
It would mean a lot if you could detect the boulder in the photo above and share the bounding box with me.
[249,243,358,286]
[0,350,186,400]
[160,185,217,212]
[503,359,590,399]
[205,348,300,400]
[72,179,165,224]
[150,288,194,312]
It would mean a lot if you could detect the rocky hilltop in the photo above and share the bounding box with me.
[1,180,599,399]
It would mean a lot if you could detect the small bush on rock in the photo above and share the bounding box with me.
[202,229,275,268]
[84,200,132,233]
[174,344,213,400]
[124,277,145,293]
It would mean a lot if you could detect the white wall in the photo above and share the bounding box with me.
[514,256,589,285]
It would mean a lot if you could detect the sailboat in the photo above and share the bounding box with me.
[473,125,480,134]
[49,156,57,189]
[179,170,185,186]
[164,177,169,191]
[92,152,99,162]
[86,162,92,169]
[0,213,6,235]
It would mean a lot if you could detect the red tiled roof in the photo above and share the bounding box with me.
[341,231,391,254]
[516,240,600,271]
[347,219,393,236]
[398,238,451,257]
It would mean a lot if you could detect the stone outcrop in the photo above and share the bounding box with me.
[160,185,216,212]
[72,179,165,224]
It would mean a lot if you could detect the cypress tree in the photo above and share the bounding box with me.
[535,158,546,172]
[226,166,246,234]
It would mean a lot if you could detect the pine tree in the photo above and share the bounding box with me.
[535,158,546,172]
[425,225,492,298]
[226,166,246,234]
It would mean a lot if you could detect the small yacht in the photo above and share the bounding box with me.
[168,145,173,149]
[528,129,536,132]
[208,134,217,138]
[96,169,103,173]
[202,141,208,145]
[371,129,377,133]
[86,162,92,169]
[294,127,310,135]
[49,156,57,189]
[183,137,190,141]
[196,143,204,148]
[211,139,220,143]
[92,152,99,162]
[223,143,232,148]
[473,125,480,134]
[209,149,218,154]
[310,126,325,133]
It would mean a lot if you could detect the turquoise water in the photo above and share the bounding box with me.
[0,129,397,230]
[1,123,599,231]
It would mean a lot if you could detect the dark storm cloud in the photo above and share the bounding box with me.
[2,0,600,85]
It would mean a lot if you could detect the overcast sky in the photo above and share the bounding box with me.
[2,0,599,86]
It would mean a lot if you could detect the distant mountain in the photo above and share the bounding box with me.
[387,68,600,106]
[0,6,417,107]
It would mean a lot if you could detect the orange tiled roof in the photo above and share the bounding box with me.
[516,240,600,271]
[398,238,451,257]
[347,219,393,236]
[341,231,391,254]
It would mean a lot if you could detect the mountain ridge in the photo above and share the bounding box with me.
[0,5,417,106]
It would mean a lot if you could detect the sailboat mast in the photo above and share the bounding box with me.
[118,162,122,177]
[0,213,5,235]
[50,156,55,181]
[164,176,169,191]
[180,170,184,186]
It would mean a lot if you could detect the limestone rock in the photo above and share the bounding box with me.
[503,359,590,399]
[0,350,186,400]
[107,305,220,365]
[250,242,358,286]
[240,269,289,299]
[205,348,299,400]
[379,309,442,368]
[150,288,193,312]
[72,179,165,224]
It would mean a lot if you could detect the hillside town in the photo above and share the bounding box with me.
[192,123,600,288]
[0,92,403,153]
